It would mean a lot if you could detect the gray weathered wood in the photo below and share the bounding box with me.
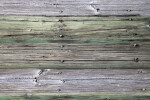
[0,0,150,16]
[0,69,150,93]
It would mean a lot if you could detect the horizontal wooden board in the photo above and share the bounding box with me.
[0,93,150,100]
[0,0,150,16]
[0,43,150,69]
[0,16,150,44]
[0,69,150,93]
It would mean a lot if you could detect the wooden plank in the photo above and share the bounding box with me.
[0,69,150,93]
[0,43,149,69]
[0,93,150,100]
[0,0,150,16]
[0,16,149,44]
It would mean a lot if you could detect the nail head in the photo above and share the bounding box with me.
[133,44,139,47]
[142,88,146,91]
[59,19,63,23]
[60,45,64,48]
[127,9,132,12]
[96,8,100,12]
[58,89,61,91]
[134,58,139,62]
[59,35,64,38]
[133,33,138,36]
[128,18,133,21]
[60,60,64,63]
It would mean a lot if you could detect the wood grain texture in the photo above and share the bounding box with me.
[0,0,150,16]
[0,16,149,44]
[0,16,149,69]
[0,93,150,100]
[0,43,149,69]
[0,69,150,93]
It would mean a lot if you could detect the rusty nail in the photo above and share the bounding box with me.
[59,35,64,38]
[134,58,139,62]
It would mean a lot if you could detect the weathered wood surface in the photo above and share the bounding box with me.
[0,0,150,16]
[0,93,150,100]
[0,43,150,69]
[0,16,150,43]
[0,16,149,69]
[0,69,150,93]
[0,0,150,99]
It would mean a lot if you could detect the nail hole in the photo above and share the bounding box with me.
[134,58,139,62]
